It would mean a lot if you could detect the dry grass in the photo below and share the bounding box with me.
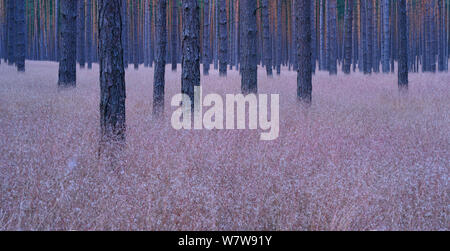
[0,61,448,230]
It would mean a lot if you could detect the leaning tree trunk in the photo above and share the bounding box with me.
[262,0,273,76]
[182,0,200,111]
[297,0,312,104]
[153,0,167,116]
[218,0,228,76]
[78,0,86,68]
[241,0,258,94]
[398,0,408,90]
[99,0,126,140]
[58,0,77,87]
[343,0,353,74]
[171,0,178,71]
[15,0,25,72]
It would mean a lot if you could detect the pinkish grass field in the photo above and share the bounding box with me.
[0,61,448,230]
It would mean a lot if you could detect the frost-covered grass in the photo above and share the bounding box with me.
[0,61,448,230]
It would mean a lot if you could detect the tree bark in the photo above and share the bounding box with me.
[86,0,93,69]
[297,0,312,104]
[382,0,390,73]
[262,0,273,76]
[276,0,282,75]
[219,0,227,76]
[99,0,126,140]
[78,0,86,68]
[241,0,257,94]
[7,0,14,65]
[58,0,77,87]
[343,0,353,74]
[153,0,167,116]
[15,0,25,72]
[398,0,408,90]
[171,0,178,71]
[203,0,211,75]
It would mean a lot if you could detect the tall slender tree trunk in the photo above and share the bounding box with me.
[311,0,316,73]
[343,0,353,74]
[262,0,272,76]
[15,0,25,72]
[171,0,178,71]
[366,0,373,73]
[79,0,86,68]
[58,0,77,87]
[328,0,337,75]
[218,0,227,76]
[99,0,126,140]
[241,0,257,94]
[182,0,200,111]
[297,0,312,104]
[319,0,325,70]
[7,0,14,65]
[122,0,128,68]
[352,0,359,71]
[203,0,211,75]
[153,0,167,116]
[382,0,390,73]
[86,0,92,69]
[133,0,139,69]
[398,0,408,90]
[276,0,282,74]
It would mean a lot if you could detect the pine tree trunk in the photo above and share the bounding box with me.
[99,0,126,140]
[122,0,128,68]
[366,0,373,73]
[58,0,77,87]
[328,0,337,75]
[382,0,390,73]
[343,0,353,74]
[276,0,282,75]
[241,0,257,94]
[86,0,92,69]
[171,0,178,71]
[7,0,14,65]
[319,0,325,70]
[297,0,312,104]
[203,0,211,75]
[133,0,139,69]
[352,0,358,71]
[262,0,273,76]
[218,0,227,76]
[79,0,86,68]
[311,0,316,73]
[15,0,25,72]
[153,0,167,116]
[398,0,408,90]
[182,0,200,110]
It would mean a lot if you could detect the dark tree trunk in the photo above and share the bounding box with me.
[7,0,14,65]
[203,0,211,75]
[262,0,273,76]
[366,0,373,73]
[327,0,337,75]
[311,0,316,73]
[153,0,167,116]
[343,0,353,74]
[398,0,408,90]
[58,0,77,87]
[171,0,178,71]
[122,0,128,68]
[219,0,227,76]
[319,0,325,70]
[241,0,257,94]
[276,0,282,75]
[382,0,390,73]
[133,0,139,69]
[99,0,126,140]
[352,0,359,72]
[78,0,86,68]
[15,0,25,72]
[182,0,200,111]
[86,0,93,69]
[297,0,312,104]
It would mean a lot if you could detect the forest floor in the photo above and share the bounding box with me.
[0,61,448,230]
